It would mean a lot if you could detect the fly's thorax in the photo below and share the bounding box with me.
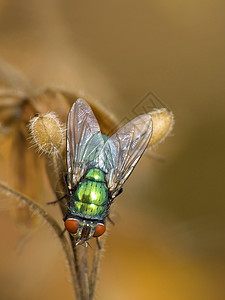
[70,168,108,220]
[64,217,106,244]
[75,180,108,205]
[85,168,106,182]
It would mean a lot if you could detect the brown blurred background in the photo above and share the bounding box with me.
[0,1,225,299]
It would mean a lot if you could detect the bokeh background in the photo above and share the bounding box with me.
[0,1,225,299]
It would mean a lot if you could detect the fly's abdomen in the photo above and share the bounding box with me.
[70,169,108,220]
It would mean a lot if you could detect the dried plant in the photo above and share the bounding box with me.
[0,60,174,299]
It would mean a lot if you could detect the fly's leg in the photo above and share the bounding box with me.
[47,194,67,205]
[108,188,123,207]
[96,237,101,250]
[116,187,123,197]
[107,215,115,225]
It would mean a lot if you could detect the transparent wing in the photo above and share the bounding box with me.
[99,114,153,198]
[66,98,104,189]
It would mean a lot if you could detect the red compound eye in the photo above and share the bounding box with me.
[93,224,106,237]
[64,219,79,234]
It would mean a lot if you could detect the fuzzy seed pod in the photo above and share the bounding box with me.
[148,109,174,147]
[28,112,65,155]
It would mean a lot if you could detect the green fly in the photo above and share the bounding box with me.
[64,99,153,246]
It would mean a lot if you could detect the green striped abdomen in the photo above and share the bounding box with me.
[70,169,108,220]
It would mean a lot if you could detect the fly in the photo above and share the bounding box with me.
[64,98,153,246]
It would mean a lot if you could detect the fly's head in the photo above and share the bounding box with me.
[64,217,106,246]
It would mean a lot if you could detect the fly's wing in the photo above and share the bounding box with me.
[99,114,153,199]
[66,98,104,189]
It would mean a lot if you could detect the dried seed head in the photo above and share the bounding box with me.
[149,109,174,147]
[28,112,65,155]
